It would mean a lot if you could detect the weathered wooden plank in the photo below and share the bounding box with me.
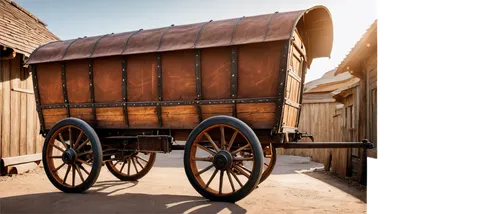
[20,62,28,156]
[237,103,275,129]
[2,59,12,157]
[0,59,3,158]
[201,104,232,120]
[161,106,198,129]
[128,106,157,128]
[11,56,21,157]
[42,108,66,129]
[26,70,36,155]
[95,107,126,128]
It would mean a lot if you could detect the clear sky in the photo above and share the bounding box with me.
[15,0,376,82]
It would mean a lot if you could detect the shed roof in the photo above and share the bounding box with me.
[335,20,377,76]
[26,6,333,66]
[304,68,359,94]
[0,0,59,56]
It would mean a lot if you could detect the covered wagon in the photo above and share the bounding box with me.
[25,5,372,202]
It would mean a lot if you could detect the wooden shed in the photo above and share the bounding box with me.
[0,0,59,174]
[278,20,377,185]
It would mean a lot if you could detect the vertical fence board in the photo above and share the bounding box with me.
[2,59,11,158]
[10,56,21,157]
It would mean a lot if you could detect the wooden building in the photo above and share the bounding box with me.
[278,20,377,184]
[0,0,59,174]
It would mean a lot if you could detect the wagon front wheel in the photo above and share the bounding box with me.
[42,118,103,193]
[184,116,264,202]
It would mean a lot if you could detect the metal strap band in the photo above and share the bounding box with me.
[230,46,238,117]
[230,17,245,44]
[193,20,213,48]
[156,54,163,126]
[31,65,46,134]
[89,34,109,57]
[273,40,289,133]
[62,38,80,59]
[122,29,143,54]
[157,27,172,51]
[61,63,70,117]
[122,56,129,127]
[88,59,97,125]
[264,12,279,41]
[195,49,203,122]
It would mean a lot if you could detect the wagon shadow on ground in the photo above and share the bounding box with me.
[0,180,247,213]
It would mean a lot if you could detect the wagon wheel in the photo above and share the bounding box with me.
[235,143,276,184]
[184,116,264,202]
[105,152,156,181]
[42,118,103,193]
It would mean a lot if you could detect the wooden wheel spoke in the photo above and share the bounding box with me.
[226,131,238,152]
[219,170,224,194]
[119,161,126,173]
[229,169,243,187]
[77,150,93,157]
[264,162,269,167]
[233,164,250,178]
[233,157,254,161]
[195,144,216,156]
[63,165,71,184]
[194,156,213,162]
[78,164,90,176]
[205,169,218,188]
[135,157,144,169]
[220,126,226,150]
[58,133,68,149]
[75,164,85,183]
[49,142,65,153]
[127,159,131,175]
[72,166,76,187]
[136,155,149,164]
[231,144,251,155]
[76,158,91,166]
[75,139,89,151]
[203,133,220,152]
[132,158,139,174]
[68,127,73,148]
[113,160,120,167]
[52,163,65,172]
[226,170,235,192]
[196,164,214,176]
[74,130,84,149]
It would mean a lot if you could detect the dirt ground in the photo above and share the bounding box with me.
[0,151,366,214]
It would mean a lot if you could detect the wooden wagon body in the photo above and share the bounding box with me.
[27,6,333,142]
[25,6,371,202]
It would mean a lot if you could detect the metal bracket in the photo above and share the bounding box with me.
[273,40,289,134]
[88,59,97,125]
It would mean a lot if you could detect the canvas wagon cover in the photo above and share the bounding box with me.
[26,6,333,67]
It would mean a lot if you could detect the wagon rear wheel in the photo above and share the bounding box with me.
[105,152,156,181]
[260,143,276,183]
[184,116,264,203]
[42,118,103,193]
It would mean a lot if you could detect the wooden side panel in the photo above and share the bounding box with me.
[10,56,21,157]
[127,53,157,102]
[66,59,90,103]
[93,56,122,102]
[237,41,281,98]
[201,47,231,100]
[161,106,198,129]
[128,106,157,128]
[96,107,126,128]
[237,103,275,129]
[162,50,197,100]
[37,62,63,105]
[70,108,94,123]
[26,66,36,155]
[1,59,8,158]
[201,104,232,120]
[43,108,66,129]
[19,62,28,156]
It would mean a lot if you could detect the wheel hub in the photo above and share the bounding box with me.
[62,149,77,164]
[213,151,233,170]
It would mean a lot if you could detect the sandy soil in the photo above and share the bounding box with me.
[0,151,366,214]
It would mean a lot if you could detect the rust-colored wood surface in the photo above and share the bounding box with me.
[25,6,334,138]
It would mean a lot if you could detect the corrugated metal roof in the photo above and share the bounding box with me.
[0,0,59,56]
